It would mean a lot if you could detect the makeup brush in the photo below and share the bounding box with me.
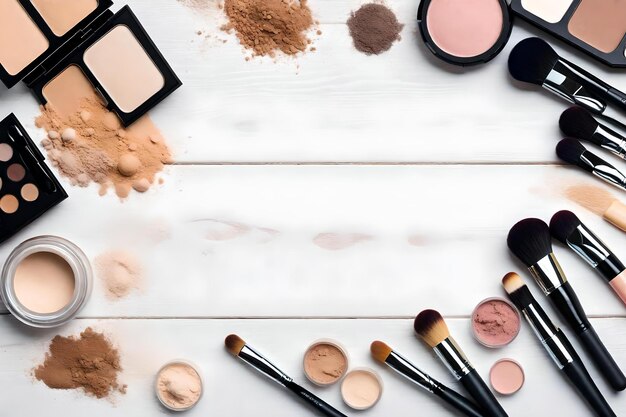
[508,38,626,125]
[225,335,347,417]
[560,107,626,160]
[556,138,626,191]
[414,310,508,417]
[508,219,626,391]
[565,184,626,232]
[371,341,485,417]
[502,273,616,417]
[551,210,626,307]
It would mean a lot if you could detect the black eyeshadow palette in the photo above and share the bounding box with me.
[0,114,67,243]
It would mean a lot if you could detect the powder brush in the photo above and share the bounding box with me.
[371,341,485,417]
[508,219,626,391]
[560,107,626,160]
[502,273,616,416]
[414,310,508,417]
[225,335,347,417]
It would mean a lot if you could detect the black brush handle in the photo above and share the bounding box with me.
[432,383,487,417]
[460,370,508,417]
[579,327,626,391]
[285,381,347,417]
[563,360,616,417]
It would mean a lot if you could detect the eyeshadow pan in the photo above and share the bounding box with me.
[0,144,13,162]
[84,25,165,113]
[7,164,26,182]
[30,0,99,37]
[43,65,100,118]
[568,0,626,54]
[0,0,49,75]
[1,195,19,214]
[520,0,573,24]
[21,184,39,202]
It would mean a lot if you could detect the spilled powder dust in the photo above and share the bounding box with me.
[36,99,171,198]
[34,327,125,399]
[313,233,372,251]
[96,250,143,300]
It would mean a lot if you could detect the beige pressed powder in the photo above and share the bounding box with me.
[0,0,49,75]
[43,65,101,119]
[14,252,75,314]
[303,340,348,386]
[84,25,165,113]
[30,0,99,36]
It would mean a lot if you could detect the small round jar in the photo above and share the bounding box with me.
[155,360,203,412]
[471,297,521,348]
[341,368,384,410]
[303,339,349,386]
[0,236,92,328]
[490,359,525,395]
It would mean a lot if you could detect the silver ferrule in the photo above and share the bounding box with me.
[595,125,626,159]
[522,304,574,369]
[567,224,611,268]
[433,337,472,380]
[529,253,567,295]
[238,345,292,386]
[386,351,437,393]
[584,153,626,188]
[543,62,606,113]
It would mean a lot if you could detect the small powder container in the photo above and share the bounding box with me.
[156,361,203,412]
[417,0,513,66]
[0,235,92,328]
[303,339,349,386]
[0,114,67,243]
[471,297,521,348]
[490,359,525,395]
[341,368,384,410]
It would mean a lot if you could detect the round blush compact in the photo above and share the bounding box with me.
[417,0,513,66]
[471,297,521,348]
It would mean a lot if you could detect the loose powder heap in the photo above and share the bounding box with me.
[473,300,520,346]
[304,343,348,385]
[157,363,203,410]
[95,250,142,300]
[222,0,315,57]
[347,3,403,55]
[34,327,125,399]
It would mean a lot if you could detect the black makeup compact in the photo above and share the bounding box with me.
[0,114,67,244]
[417,0,513,66]
[0,1,181,126]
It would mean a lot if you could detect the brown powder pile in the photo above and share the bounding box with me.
[34,327,125,399]
[222,0,315,57]
[36,98,171,198]
[347,3,403,55]
[95,250,142,300]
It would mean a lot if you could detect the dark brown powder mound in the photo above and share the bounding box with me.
[222,0,314,57]
[347,3,403,55]
[34,328,125,399]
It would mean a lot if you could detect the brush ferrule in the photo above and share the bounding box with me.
[522,304,574,369]
[386,351,437,393]
[568,224,612,267]
[583,152,626,187]
[529,253,566,294]
[238,345,292,386]
[595,125,626,159]
[434,338,472,379]
[544,61,607,114]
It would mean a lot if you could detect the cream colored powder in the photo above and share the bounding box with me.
[0,0,49,75]
[157,363,202,410]
[14,252,75,314]
[95,250,142,300]
[521,0,573,24]
[84,25,165,113]
[31,0,99,36]
[341,370,382,410]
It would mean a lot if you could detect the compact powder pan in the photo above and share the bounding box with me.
[418,0,513,66]
[511,0,626,67]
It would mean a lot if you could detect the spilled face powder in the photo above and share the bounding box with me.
[341,369,383,410]
[303,340,348,385]
[472,298,521,348]
[95,250,142,300]
[347,4,403,55]
[156,361,203,411]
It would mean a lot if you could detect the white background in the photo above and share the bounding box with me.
[0,0,625,416]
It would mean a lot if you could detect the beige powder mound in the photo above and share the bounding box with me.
[36,98,172,198]
[96,250,142,300]
[157,363,203,410]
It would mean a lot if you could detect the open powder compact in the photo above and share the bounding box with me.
[0,0,181,126]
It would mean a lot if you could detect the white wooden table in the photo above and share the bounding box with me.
[1,1,625,416]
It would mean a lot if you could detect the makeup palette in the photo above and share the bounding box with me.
[511,0,626,67]
[0,1,181,126]
[0,114,67,243]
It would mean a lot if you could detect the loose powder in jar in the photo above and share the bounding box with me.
[341,369,383,410]
[303,342,348,385]
[472,299,520,347]
[13,252,75,314]
[156,362,203,411]
[95,250,142,300]
[347,4,403,55]
[34,327,125,399]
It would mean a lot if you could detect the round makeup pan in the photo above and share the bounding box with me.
[418,0,513,66]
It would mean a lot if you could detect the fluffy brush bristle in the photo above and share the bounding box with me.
[557,138,588,168]
[559,107,598,142]
[225,334,246,356]
[501,272,534,309]
[414,309,450,348]
[550,210,581,244]
[370,341,393,364]
[507,218,553,266]
[508,38,558,85]
[565,184,617,216]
